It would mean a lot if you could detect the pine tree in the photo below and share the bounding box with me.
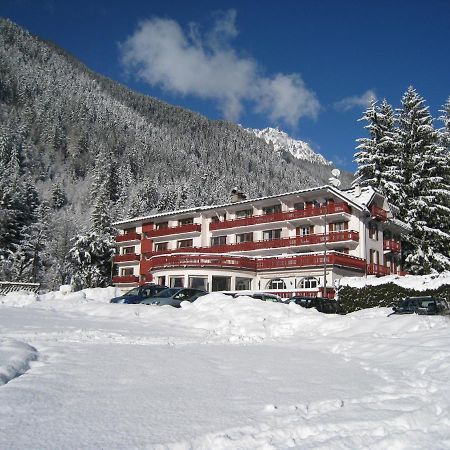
[68,179,116,290]
[354,99,402,204]
[397,87,449,273]
[51,182,68,209]
[8,202,51,282]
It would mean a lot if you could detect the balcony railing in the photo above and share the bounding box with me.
[210,202,351,230]
[142,231,359,257]
[383,239,401,253]
[256,253,367,271]
[147,254,257,271]
[144,223,202,237]
[366,264,391,276]
[112,275,139,284]
[370,206,388,221]
[208,231,359,253]
[145,252,366,272]
[114,253,140,263]
[115,232,141,243]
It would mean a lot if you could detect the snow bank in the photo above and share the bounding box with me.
[2,288,448,344]
[0,339,38,386]
[0,291,39,307]
[340,271,450,291]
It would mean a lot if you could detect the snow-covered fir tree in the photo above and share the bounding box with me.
[68,168,116,290]
[354,87,450,274]
[396,87,449,273]
[354,99,402,204]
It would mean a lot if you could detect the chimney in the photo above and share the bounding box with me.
[354,184,361,197]
[231,188,247,203]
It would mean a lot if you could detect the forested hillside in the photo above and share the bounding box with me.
[0,18,346,288]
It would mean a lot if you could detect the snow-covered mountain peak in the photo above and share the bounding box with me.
[247,127,331,165]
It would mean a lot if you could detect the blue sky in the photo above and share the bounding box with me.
[2,0,449,170]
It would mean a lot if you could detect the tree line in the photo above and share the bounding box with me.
[354,87,450,274]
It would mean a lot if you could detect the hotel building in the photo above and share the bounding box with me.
[112,185,407,298]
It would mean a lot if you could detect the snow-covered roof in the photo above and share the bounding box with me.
[341,186,377,208]
[113,185,371,226]
[114,185,399,227]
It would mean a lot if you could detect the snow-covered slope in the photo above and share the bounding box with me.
[247,127,331,165]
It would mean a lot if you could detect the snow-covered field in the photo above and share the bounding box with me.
[1,288,450,449]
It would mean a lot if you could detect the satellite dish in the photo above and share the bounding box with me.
[329,178,342,187]
[331,168,341,178]
[329,168,342,188]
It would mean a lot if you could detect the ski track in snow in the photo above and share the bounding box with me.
[1,291,450,449]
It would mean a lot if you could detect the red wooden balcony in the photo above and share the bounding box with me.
[366,264,391,276]
[370,205,388,221]
[383,239,401,253]
[147,254,257,271]
[141,231,359,257]
[115,231,141,243]
[256,253,367,271]
[210,202,351,230]
[114,253,140,263]
[145,223,201,237]
[112,275,139,284]
[208,231,359,253]
[141,238,153,254]
[142,231,359,258]
[144,252,366,272]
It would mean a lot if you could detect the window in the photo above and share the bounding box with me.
[235,209,253,218]
[177,239,193,248]
[123,227,135,235]
[331,222,346,232]
[211,215,220,223]
[266,278,286,290]
[155,222,168,230]
[212,276,231,291]
[297,226,313,237]
[158,276,166,286]
[189,276,208,290]
[262,229,282,240]
[369,222,378,240]
[236,277,252,290]
[236,232,253,243]
[294,202,304,211]
[178,217,194,226]
[170,276,184,287]
[211,236,227,246]
[369,249,380,265]
[120,268,134,276]
[262,204,282,215]
[155,242,168,252]
[298,277,318,289]
[122,246,135,254]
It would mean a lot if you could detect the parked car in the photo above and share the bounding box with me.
[287,296,341,314]
[235,292,284,303]
[140,288,208,307]
[110,284,168,304]
[389,296,450,316]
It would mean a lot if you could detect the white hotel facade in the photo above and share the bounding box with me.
[112,185,407,298]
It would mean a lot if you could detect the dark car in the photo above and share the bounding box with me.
[140,287,208,307]
[110,284,168,304]
[389,296,450,316]
[234,292,284,303]
[288,296,340,314]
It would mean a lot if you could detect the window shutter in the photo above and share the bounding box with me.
[329,223,334,232]
[344,221,348,230]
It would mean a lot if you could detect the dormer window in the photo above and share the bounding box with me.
[179,217,194,226]
[262,204,282,215]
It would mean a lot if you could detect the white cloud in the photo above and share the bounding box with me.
[120,11,320,126]
[333,89,377,112]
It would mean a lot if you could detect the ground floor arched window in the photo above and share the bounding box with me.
[266,278,286,290]
[297,277,319,289]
